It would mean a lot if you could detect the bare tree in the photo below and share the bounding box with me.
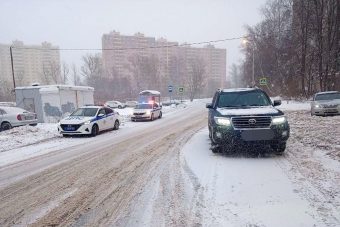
[186,57,206,101]
[71,63,81,86]
[61,62,70,84]
[81,53,103,85]
[42,61,61,84]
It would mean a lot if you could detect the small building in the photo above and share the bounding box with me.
[15,85,94,123]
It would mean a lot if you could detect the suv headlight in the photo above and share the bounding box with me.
[214,117,231,126]
[314,104,320,108]
[272,116,287,124]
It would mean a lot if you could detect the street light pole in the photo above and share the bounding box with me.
[252,43,255,87]
[242,37,256,87]
[10,46,16,89]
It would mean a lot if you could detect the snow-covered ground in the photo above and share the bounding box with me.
[0,101,190,167]
[181,106,340,226]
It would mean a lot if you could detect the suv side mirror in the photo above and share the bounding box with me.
[273,100,281,106]
[206,103,213,109]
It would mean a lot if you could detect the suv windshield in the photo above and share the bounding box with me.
[217,91,271,108]
[315,93,340,101]
[135,104,153,109]
[70,108,98,117]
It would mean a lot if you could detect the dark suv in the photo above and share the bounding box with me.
[206,88,290,154]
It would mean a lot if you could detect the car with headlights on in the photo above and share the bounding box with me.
[311,91,340,116]
[58,106,120,137]
[131,102,162,121]
[0,106,38,131]
[206,88,290,154]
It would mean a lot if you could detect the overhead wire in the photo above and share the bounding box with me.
[10,35,250,51]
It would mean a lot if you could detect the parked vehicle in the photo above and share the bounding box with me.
[311,91,340,116]
[104,101,125,109]
[125,101,138,107]
[206,88,290,154]
[132,90,162,121]
[58,106,120,137]
[131,103,162,121]
[0,106,38,131]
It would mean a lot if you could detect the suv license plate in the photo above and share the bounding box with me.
[241,129,274,141]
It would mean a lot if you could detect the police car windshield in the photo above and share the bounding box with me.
[315,93,340,101]
[70,108,98,117]
[135,104,153,109]
[218,91,271,108]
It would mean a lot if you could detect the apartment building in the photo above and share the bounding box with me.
[0,41,61,87]
[101,31,226,96]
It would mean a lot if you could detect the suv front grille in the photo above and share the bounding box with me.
[232,116,271,129]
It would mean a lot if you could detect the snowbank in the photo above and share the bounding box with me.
[0,124,60,152]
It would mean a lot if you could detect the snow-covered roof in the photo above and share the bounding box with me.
[221,88,258,93]
[139,90,161,95]
[315,91,339,95]
[15,85,94,92]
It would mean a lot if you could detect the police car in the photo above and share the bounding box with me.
[131,102,162,121]
[58,106,120,137]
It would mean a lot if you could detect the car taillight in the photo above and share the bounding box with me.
[17,114,22,121]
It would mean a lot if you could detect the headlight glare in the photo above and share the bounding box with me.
[83,120,91,125]
[214,117,231,126]
[272,116,286,124]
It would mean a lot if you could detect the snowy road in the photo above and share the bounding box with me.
[0,103,339,226]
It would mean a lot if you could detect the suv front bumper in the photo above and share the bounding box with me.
[210,124,290,146]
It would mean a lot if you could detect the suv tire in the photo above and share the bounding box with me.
[271,143,286,155]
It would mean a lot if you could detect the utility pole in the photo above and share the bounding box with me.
[252,43,255,87]
[10,46,16,89]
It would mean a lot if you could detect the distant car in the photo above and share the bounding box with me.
[57,106,120,137]
[131,103,162,121]
[0,106,38,131]
[206,88,290,154]
[311,91,340,116]
[125,101,138,108]
[104,101,125,109]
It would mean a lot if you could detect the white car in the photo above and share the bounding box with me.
[131,103,162,121]
[311,91,340,116]
[104,101,125,109]
[58,106,121,137]
[125,101,138,108]
[0,106,38,131]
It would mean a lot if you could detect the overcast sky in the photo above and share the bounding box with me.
[0,0,266,75]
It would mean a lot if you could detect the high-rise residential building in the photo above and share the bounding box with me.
[0,41,61,88]
[101,31,226,97]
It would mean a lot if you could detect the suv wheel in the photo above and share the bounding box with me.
[271,143,286,155]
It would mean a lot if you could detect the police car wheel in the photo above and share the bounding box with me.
[113,120,119,130]
[91,125,99,137]
[158,111,162,119]
[150,114,154,121]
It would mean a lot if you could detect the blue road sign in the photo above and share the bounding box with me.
[168,85,173,92]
